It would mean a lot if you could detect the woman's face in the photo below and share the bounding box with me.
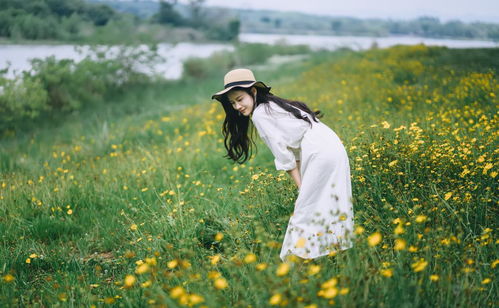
[226,88,256,117]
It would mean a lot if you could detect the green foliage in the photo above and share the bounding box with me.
[152,0,185,26]
[205,18,240,41]
[0,46,158,133]
[86,4,115,26]
[182,43,311,80]
[0,0,118,40]
[239,10,499,40]
[0,77,49,131]
[0,0,240,43]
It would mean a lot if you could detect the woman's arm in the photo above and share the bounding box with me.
[287,160,301,189]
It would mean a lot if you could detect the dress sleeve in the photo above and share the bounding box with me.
[259,132,297,171]
[252,108,299,171]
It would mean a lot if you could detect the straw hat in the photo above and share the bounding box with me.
[211,68,271,102]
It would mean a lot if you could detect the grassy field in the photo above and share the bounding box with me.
[0,45,497,307]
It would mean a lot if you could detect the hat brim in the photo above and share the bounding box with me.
[211,81,271,102]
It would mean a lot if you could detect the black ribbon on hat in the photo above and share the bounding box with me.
[224,80,255,88]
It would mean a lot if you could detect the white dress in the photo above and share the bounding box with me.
[251,101,355,262]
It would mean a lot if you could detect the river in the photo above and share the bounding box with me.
[1,33,497,79]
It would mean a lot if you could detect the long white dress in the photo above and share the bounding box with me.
[251,101,355,262]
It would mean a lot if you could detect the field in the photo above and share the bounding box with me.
[0,45,497,307]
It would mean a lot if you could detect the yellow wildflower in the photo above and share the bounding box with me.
[123,275,136,288]
[444,192,452,200]
[318,287,339,299]
[140,280,152,288]
[170,286,185,299]
[388,160,398,167]
[308,264,321,276]
[269,293,282,305]
[2,274,15,283]
[411,258,428,272]
[415,215,427,223]
[135,263,150,275]
[276,263,290,276]
[481,278,491,284]
[244,253,257,264]
[188,294,204,305]
[354,226,365,235]
[380,269,393,277]
[214,277,228,289]
[208,271,221,279]
[482,163,493,174]
[321,277,338,289]
[145,257,157,266]
[368,232,382,246]
[256,263,268,271]
[394,224,405,235]
[394,238,406,251]
[208,255,221,265]
[167,259,178,269]
[430,275,439,281]
[214,232,224,241]
[462,267,474,273]
[58,293,68,302]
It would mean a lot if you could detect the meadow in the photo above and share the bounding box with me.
[0,45,497,307]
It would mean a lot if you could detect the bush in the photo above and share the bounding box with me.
[205,19,240,42]
[0,77,49,131]
[181,43,311,79]
[182,50,236,79]
[235,42,310,65]
[0,46,159,134]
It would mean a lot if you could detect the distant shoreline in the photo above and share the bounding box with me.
[1,32,498,46]
[240,32,499,43]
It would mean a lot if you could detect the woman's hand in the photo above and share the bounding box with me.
[286,161,301,190]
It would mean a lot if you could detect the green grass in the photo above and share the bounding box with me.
[0,45,497,307]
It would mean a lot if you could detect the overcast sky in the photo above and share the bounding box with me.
[202,0,499,23]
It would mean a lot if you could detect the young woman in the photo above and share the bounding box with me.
[212,68,355,262]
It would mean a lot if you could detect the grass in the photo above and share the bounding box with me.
[0,45,497,307]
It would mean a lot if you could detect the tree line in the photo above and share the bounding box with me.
[0,0,116,40]
[241,12,499,41]
[0,0,240,42]
[151,0,239,41]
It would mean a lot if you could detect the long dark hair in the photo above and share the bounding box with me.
[219,86,323,164]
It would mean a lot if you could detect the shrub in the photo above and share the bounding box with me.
[0,45,159,134]
[181,43,311,80]
[0,76,49,132]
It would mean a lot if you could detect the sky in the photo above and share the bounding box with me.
[202,0,499,23]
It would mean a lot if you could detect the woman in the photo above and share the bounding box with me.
[212,68,354,262]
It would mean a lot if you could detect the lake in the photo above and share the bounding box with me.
[239,33,499,50]
[1,34,497,79]
[0,43,234,79]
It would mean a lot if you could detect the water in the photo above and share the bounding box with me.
[239,33,499,50]
[1,34,497,79]
[0,42,234,79]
